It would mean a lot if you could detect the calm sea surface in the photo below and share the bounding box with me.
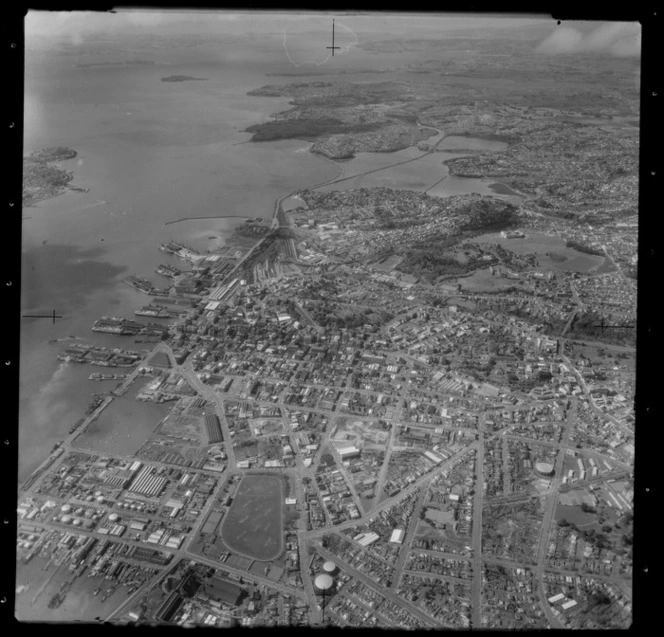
[316,136,508,196]
[20,44,341,482]
[18,28,531,623]
[19,40,512,482]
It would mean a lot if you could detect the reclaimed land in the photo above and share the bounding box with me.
[220,473,284,561]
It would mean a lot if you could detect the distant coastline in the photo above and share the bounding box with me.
[161,75,208,82]
[76,59,156,68]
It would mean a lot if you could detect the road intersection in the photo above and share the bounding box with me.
[19,323,632,628]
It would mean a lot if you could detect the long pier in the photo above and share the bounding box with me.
[20,395,113,492]
[71,395,114,439]
[164,214,256,226]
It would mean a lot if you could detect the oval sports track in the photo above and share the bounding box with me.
[220,474,284,561]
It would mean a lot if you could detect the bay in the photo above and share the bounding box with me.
[20,48,338,482]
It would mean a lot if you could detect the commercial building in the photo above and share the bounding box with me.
[204,414,223,444]
[204,577,243,606]
[156,592,183,623]
[125,546,172,565]
[337,446,361,460]
[422,450,443,464]
[355,531,380,547]
[128,466,168,498]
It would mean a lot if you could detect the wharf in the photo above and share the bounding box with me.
[70,395,114,440]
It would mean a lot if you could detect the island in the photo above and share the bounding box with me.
[161,75,208,82]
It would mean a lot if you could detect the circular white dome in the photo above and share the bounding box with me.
[535,462,554,476]
[314,574,334,591]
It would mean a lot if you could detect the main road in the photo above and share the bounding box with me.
[313,545,439,628]
[470,414,485,629]
[305,442,479,540]
[531,399,577,628]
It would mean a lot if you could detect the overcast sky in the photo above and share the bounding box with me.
[25,10,553,39]
[26,10,640,58]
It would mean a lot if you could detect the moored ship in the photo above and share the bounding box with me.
[134,303,177,318]
[89,373,128,381]
[123,274,169,295]
[155,263,183,278]
[92,316,142,335]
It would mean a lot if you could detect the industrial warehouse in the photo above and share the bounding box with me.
[204,414,224,444]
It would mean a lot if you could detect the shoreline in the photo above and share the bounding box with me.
[23,186,70,208]
[268,140,346,226]
[164,214,256,226]
[23,182,90,209]
[19,101,424,485]
[309,130,449,192]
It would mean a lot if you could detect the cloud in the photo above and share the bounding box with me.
[25,9,258,45]
[537,22,641,57]
[28,361,71,429]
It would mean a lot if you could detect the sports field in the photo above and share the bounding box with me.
[220,474,284,561]
[457,267,526,293]
[474,231,606,273]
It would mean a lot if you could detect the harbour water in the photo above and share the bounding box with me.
[15,557,133,622]
[20,37,514,483]
[20,45,339,482]
[72,376,173,457]
[315,136,509,197]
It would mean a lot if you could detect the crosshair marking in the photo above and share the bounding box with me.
[326,19,341,56]
[23,309,63,324]
[592,317,635,331]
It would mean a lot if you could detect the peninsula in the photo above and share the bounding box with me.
[22,147,87,207]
